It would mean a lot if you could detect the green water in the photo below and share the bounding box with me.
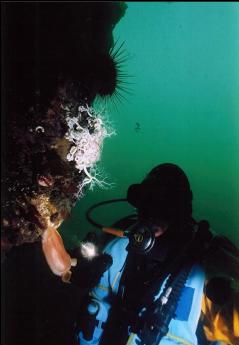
[61,2,239,249]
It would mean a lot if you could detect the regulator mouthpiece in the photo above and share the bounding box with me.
[126,221,156,254]
[102,221,157,255]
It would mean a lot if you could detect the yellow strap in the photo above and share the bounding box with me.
[166,332,194,345]
[126,333,136,345]
[96,284,109,292]
[94,271,121,292]
[111,271,121,289]
[125,332,193,345]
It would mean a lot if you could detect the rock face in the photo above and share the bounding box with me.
[1,3,127,345]
[1,2,127,252]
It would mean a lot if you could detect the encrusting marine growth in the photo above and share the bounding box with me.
[1,2,128,278]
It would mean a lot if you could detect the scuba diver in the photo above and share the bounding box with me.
[77,163,239,345]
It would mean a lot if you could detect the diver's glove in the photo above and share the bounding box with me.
[68,233,113,289]
[69,253,112,289]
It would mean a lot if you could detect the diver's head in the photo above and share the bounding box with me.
[127,163,193,228]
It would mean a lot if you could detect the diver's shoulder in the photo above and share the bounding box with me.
[103,237,129,256]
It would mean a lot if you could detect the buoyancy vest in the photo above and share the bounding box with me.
[79,237,205,345]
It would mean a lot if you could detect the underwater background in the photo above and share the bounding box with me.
[61,2,239,249]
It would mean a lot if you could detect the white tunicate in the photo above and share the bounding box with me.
[65,106,108,172]
[64,104,115,197]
